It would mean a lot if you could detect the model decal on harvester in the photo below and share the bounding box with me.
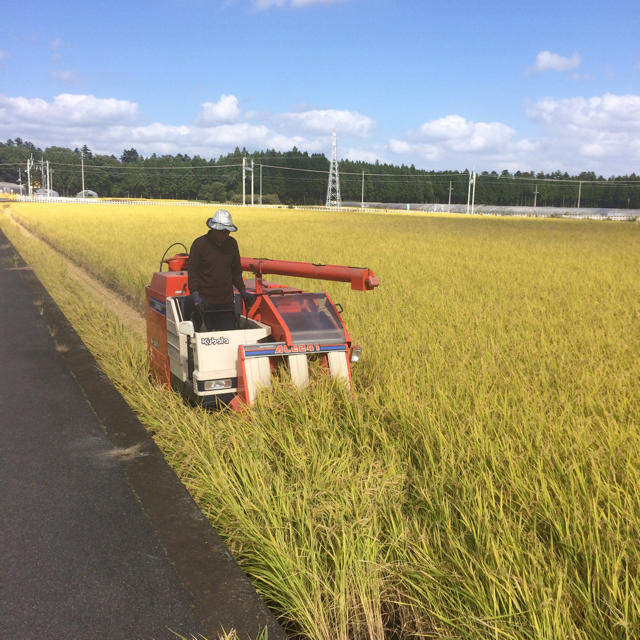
[145,245,379,410]
[274,343,321,354]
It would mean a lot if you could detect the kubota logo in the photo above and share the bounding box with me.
[200,336,230,346]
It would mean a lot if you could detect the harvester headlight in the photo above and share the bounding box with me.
[350,345,362,363]
[203,378,233,391]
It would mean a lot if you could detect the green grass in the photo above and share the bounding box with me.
[3,203,640,639]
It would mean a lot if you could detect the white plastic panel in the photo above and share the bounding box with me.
[327,351,350,387]
[288,354,310,388]
[194,321,271,379]
[244,355,272,405]
[166,298,189,381]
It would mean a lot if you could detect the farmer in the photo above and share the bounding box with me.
[187,209,255,331]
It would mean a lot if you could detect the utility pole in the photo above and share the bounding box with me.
[471,171,477,215]
[81,149,85,196]
[533,184,539,207]
[259,164,263,205]
[326,129,342,207]
[577,180,582,208]
[26,156,33,197]
[361,170,364,208]
[448,180,453,205]
[242,156,246,205]
[467,171,476,214]
[242,156,254,206]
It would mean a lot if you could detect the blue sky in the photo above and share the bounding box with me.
[1,0,639,175]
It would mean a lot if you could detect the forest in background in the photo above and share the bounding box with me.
[1,138,639,208]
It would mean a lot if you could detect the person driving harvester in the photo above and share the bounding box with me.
[187,209,255,331]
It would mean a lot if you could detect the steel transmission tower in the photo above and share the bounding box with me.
[326,129,342,207]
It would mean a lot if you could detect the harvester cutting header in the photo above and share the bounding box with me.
[145,210,379,411]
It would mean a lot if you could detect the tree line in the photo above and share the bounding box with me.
[1,138,639,209]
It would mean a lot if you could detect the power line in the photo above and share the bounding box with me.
[252,163,475,179]
[477,176,640,186]
[3,155,640,186]
[18,162,245,171]
[261,163,328,174]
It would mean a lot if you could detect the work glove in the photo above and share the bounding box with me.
[241,290,256,309]
[191,290,203,311]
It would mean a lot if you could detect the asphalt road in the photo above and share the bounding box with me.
[0,229,286,640]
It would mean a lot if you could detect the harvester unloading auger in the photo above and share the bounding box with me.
[146,246,379,410]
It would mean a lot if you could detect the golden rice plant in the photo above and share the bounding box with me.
[2,201,639,639]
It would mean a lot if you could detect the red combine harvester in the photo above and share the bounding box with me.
[146,246,379,410]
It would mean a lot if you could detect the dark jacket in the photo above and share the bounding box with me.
[187,231,245,304]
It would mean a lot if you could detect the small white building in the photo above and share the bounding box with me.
[0,182,26,195]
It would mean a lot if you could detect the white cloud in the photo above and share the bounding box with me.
[386,96,640,173]
[512,138,540,153]
[4,90,638,176]
[51,69,80,83]
[342,147,379,163]
[388,139,410,154]
[525,93,640,169]
[196,122,305,149]
[580,143,606,158]
[278,108,376,137]
[0,94,138,127]
[0,92,323,158]
[389,115,550,172]
[73,121,309,158]
[388,139,441,161]
[527,93,640,132]
[197,94,241,125]
[526,50,581,74]
[50,38,62,51]
[411,115,516,152]
[111,122,191,143]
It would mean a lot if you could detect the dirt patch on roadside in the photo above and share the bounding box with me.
[4,211,145,336]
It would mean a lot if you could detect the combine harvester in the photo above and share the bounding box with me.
[146,247,379,410]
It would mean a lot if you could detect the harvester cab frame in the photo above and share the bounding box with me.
[145,247,379,411]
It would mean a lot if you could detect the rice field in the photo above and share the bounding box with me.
[2,202,640,639]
